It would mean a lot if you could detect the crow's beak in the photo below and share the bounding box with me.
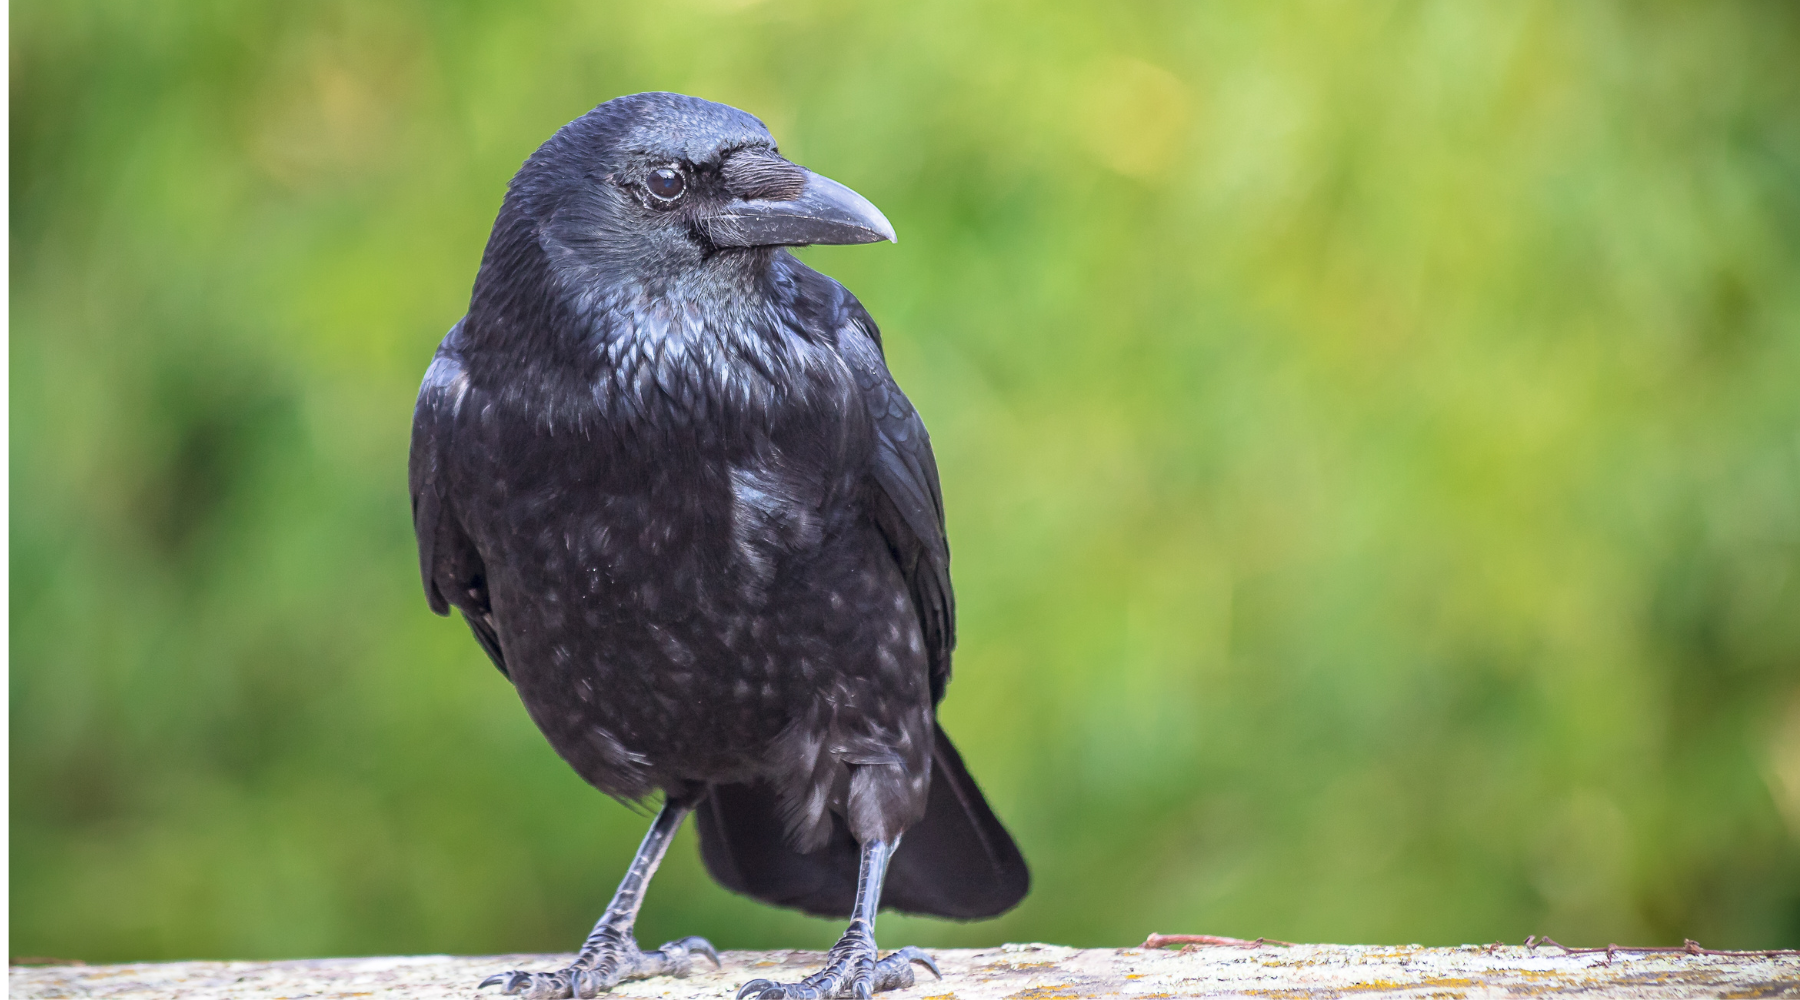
[704,169,897,248]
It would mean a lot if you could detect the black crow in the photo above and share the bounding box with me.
[410,92,1028,999]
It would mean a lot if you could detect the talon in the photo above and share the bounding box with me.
[738,978,778,999]
[907,947,940,978]
[673,935,722,969]
[479,972,509,990]
[505,970,532,994]
[869,945,935,992]
[895,946,940,979]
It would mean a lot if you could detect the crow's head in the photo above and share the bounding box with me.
[504,92,894,294]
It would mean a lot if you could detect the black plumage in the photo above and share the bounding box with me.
[409,93,1026,999]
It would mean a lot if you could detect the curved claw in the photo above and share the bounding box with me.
[667,935,722,969]
[736,978,779,999]
[893,946,940,979]
[475,970,569,998]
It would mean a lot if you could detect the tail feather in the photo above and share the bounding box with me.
[695,724,1029,920]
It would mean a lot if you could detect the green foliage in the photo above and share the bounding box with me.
[12,0,1800,961]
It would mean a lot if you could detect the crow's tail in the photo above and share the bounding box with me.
[694,724,1029,920]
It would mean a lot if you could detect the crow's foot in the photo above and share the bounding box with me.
[735,921,937,1000]
[480,934,718,999]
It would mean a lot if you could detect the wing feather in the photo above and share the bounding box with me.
[836,311,955,702]
[409,321,507,677]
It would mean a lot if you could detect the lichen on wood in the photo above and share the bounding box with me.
[12,941,1798,998]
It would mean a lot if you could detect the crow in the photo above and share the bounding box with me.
[409,92,1028,1000]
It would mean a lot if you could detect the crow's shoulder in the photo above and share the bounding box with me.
[771,253,882,350]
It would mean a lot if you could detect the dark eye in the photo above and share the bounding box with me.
[646,167,685,201]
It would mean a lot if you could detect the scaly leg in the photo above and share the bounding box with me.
[735,839,939,1000]
[481,802,720,999]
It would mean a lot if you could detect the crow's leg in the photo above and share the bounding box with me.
[481,801,719,999]
[735,839,940,1000]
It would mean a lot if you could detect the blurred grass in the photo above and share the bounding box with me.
[10,0,1800,962]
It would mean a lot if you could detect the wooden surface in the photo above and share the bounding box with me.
[12,942,1798,999]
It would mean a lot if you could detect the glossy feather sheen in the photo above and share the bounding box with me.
[409,92,1025,919]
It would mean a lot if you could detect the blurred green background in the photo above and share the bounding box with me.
[12,0,1800,963]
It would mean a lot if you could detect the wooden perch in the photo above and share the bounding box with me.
[12,941,1798,998]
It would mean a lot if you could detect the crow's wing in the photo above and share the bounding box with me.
[836,310,955,703]
[409,322,507,677]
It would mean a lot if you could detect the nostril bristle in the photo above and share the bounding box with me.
[722,150,808,201]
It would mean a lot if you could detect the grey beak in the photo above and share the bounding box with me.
[704,170,897,248]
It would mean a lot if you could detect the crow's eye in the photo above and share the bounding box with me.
[646,167,686,202]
